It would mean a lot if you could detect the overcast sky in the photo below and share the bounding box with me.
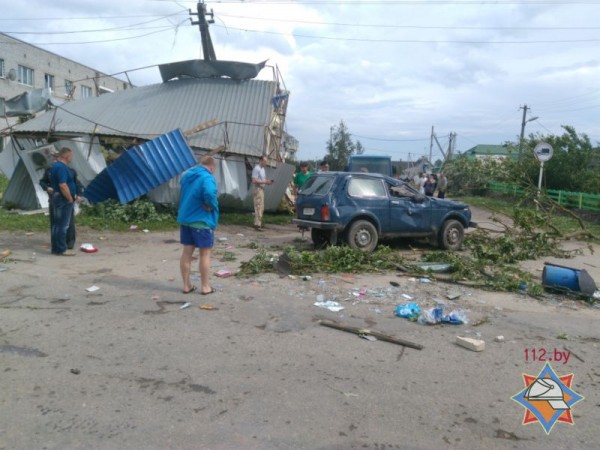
[3,0,599,162]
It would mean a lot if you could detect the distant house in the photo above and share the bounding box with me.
[461,144,514,161]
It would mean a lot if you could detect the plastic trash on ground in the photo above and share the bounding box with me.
[314,300,344,312]
[80,243,98,253]
[417,306,444,324]
[441,309,469,325]
[395,303,421,320]
[215,269,233,278]
[417,305,469,325]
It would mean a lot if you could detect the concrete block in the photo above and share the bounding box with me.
[456,336,485,352]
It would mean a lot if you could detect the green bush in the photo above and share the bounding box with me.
[81,198,174,223]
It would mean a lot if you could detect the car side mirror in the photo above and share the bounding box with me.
[412,193,426,204]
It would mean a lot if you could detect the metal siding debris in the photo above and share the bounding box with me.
[11,78,278,157]
[2,138,105,210]
[84,129,196,205]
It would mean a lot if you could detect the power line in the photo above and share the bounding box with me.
[1,22,187,46]
[351,134,430,142]
[0,12,186,35]
[0,13,187,21]
[217,12,600,30]
[213,24,600,44]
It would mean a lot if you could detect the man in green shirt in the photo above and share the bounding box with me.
[293,162,312,199]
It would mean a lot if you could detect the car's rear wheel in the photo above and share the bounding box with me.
[346,220,378,253]
[438,219,464,250]
[311,229,330,248]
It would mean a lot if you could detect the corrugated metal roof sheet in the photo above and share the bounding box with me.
[84,129,196,204]
[12,77,279,157]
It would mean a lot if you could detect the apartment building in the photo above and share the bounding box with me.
[0,32,132,104]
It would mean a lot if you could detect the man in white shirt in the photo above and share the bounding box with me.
[251,156,273,231]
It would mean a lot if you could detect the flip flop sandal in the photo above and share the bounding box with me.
[182,286,197,294]
[201,287,217,295]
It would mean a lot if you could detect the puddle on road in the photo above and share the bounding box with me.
[0,345,48,357]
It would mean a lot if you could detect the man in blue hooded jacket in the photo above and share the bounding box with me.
[177,156,219,295]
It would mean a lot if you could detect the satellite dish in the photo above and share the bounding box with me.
[7,68,16,81]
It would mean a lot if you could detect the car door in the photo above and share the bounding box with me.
[388,183,432,233]
[342,177,390,230]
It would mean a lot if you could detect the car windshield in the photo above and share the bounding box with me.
[300,176,334,195]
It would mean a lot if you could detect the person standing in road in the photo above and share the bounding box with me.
[40,155,83,251]
[424,174,437,197]
[419,173,428,194]
[437,172,448,199]
[177,155,219,295]
[293,162,312,199]
[251,156,273,231]
[50,147,77,256]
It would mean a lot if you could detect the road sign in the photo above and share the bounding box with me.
[534,142,553,162]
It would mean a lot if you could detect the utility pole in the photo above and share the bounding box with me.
[190,1,216,61]
[518,105,539,160]
[518,104,528,160]
[429,125,434,163]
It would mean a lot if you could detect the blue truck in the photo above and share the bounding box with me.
[347,155,393,177]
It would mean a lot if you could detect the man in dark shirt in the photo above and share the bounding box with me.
[49,147,77,256]
[40,155,82,250]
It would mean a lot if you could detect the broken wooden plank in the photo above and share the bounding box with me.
[183,119,219,137]
[319,320,423,350]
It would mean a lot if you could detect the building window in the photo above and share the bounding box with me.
[18,65,34,86]
[44,73,55,90]
[64,79,74,97]
[0,59,5,79]
[81,85,92,98]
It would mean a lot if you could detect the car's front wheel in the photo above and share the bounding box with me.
[438,219,464,250]
[346,220,378,252]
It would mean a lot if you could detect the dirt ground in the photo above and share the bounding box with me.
[1,206,599,450]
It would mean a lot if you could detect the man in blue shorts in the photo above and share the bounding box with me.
[177,155,219,295]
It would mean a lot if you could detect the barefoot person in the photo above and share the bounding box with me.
[177,156,219,295]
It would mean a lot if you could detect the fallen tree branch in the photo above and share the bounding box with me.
[320,320,423,350]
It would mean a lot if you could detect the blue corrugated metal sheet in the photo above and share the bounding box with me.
[11,77,279,157]
[84,129,196,204]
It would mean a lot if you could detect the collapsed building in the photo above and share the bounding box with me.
[0,59,295,211]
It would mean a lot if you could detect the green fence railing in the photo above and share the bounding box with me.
[487,182,600,212]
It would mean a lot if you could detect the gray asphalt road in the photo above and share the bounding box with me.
[1,225,598,449]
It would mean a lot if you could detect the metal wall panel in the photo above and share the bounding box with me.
[84,129,196,204]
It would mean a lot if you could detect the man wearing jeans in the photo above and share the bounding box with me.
[251,155,273,231]
[50,148,76,256]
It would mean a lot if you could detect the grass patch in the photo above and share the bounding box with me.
[220,211,293,227]
[0,209,50,232]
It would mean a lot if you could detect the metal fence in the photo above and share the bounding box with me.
[487,182,600,212]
